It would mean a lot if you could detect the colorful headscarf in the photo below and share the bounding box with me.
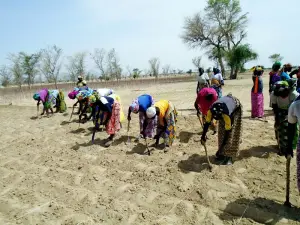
[89,95,97,104]
[130,99,139,113]
[68,90,79,100]
[33,93,40,101]
[210,102,228,120]
[146,106,156,119]
[273,81,289,97]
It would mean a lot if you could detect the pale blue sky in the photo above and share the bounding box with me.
[0,0,299,75]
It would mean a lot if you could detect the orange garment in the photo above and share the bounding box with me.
[154,100,169,126]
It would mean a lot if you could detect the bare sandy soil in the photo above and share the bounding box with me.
[0,75,300,225]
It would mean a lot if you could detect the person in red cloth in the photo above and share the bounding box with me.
[194,87,218,133]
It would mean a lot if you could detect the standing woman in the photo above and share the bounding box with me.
[211,68,224,98]
[128,94,155,139]
[145,100,178,152]
[271,79,299,155]
[269,62,282,107]
[201,94,243,165]
[56,90,67,113]
[196,67,210,94]
[251,66,264,118]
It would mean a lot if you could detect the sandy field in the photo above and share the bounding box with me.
[0,75,300,225]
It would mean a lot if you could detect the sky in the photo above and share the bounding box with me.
[0,0,299,76]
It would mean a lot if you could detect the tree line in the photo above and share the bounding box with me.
[0,46,192,89]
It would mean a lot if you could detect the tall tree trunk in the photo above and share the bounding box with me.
[230,66,234,79]
[217,56,226,79]
[55,80,58,89]
[230,66,239,79]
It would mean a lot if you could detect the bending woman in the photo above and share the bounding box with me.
[128,94,155,139]
[145,100,178,152]
[201,94,243,165]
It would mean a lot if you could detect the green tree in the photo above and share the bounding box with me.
[181,0,248,78]
[269,54,283,64]
[19,51,41,89]
[132,68,142,79]
[225,44,258,79]
[8,54,24,91]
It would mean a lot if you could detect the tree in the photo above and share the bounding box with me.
[40,45,63,88]
[8,54,24,91]
[106,48,122,81]
[91,48,107,80]
[269,54,283,64]
[192,56,202,68]
[225,44,258,79]
[19,51,41,89]
[0,65,11,87]
[132,68,142,79]
[181,0,248,78]
[162,64,171,76]
[149,57,160,78]
[66,52,86,82]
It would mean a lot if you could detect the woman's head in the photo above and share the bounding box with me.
[33,93,40,101]
[273,81,290,98]
[129,102,139,114]
[284,63,292,72]
[213,67,220,74]
[146,106,156,119]
[253,66,264,76]
[272,61,281,72]
[210,102,224,120]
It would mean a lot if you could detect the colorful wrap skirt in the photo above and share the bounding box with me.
[251,92,264,118]
[157,102,178,146]
[274,109,298,154]
[218,98,243,158]
[211,85,222,99]
[139,112,157,138]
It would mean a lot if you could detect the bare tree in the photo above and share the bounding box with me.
[91,48,107,80]
[192,56,202,68]
[40,45,63,88]
[19,51,41,89]
[0,65,11,87]
[66,52,86,82]
[162,64,171,76]
[8,54,24,91]
[149,57,160,78]
[106,49,122,81]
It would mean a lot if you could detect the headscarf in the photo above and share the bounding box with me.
[288,78,297,89]
[130,100,139,113]
[68,90,79,100]
[213,68,220,74]
[146,106,156,119]
[273,81,290,97]
[198,67,204,76]
[272,61,281,71]
[210,102,228,120]
[33,93,40,101]
[89,94,97,104]
[252,66,264,76]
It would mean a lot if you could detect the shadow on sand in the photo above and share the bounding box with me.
[178,153,218,173]
[219,197,300,224]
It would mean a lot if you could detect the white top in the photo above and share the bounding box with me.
[97,88,114,97]
[288,99,300,124]
[197,73,209,84]
[271,90,299,109]
[211,73,223,82]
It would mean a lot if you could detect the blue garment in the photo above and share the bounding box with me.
[138,94,153,112]
[281,72,291,81]
[100,96,114,113]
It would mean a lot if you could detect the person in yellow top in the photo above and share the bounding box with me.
[201,94,243,165]
[146,99,178,152]
[76,76,87,88]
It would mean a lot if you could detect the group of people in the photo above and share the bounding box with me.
[194,64,300,193]
[32,66,300,193]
